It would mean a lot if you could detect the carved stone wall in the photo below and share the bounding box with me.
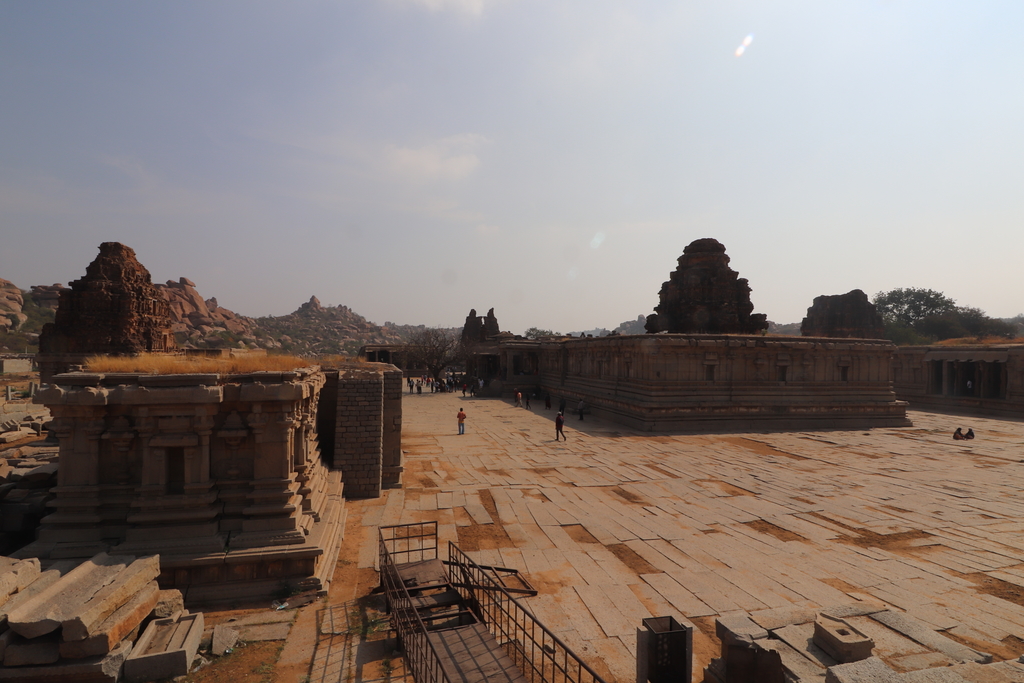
[20,367,344,604]
[527,334,909,432]
[645,239,768,334]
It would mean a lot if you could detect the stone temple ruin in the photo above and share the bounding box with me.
[645,238,768,335]
[477,238,909,431]
[10,243,402,604]
[37,242,176,382]
[800,289,885,339]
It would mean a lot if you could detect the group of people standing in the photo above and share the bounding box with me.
[408,375,477,395]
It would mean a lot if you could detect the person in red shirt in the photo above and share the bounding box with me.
[457,408,467,435]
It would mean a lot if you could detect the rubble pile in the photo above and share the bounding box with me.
[0,552,190,683]
[0,442,57,555]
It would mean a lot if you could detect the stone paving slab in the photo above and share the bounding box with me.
[355,394,1024,681]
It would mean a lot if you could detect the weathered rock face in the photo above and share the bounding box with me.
[28,284,66,310]
[801,289,885,339]
[461,307,501,344]
[38,242,176,355]
[0,279,26,331]
[645,238,768,334]
[156,277,256,341]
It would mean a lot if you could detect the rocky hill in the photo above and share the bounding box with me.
[0,274,426,356]
[255,296,422,356]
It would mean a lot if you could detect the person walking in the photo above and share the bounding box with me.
[457,407,467,435]
[514,389,522,407]
[558,397,567,414]
[524,393,531,409]
[555,412,566,440]
[577,399,585,420]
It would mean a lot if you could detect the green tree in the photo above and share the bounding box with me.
[873,288,957,326]
[523,327,557,339]
[406,327,461,381]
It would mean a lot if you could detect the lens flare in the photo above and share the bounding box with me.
[735,34,754,57]
[590,232,606,249]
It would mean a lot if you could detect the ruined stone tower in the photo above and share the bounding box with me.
[645,238,768,334]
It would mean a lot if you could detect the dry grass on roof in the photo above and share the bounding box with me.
[84,353,315,375]
[933,336,1024,346]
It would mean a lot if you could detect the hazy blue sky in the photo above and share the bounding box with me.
[2,1,1022,334]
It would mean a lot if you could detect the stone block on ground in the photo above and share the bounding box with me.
[59,581,159,660]
[123,611,203,683]
[0,558,41,603]
[6,553,134,639]
[0,560,76,629]
[152,589,183,619]
[813,614,874,663]
[3,631,60,667]
[825,656,901,683]
[211,624,239,656]
[716,613,769,649]
[61,555,160,642]
[0,639,131,683]
[870,610,991,664]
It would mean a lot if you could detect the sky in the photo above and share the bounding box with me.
[2,1,1023,334]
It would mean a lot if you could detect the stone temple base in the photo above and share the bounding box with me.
[16,472,346,604]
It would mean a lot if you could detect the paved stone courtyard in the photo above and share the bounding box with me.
[342,392,1024,682]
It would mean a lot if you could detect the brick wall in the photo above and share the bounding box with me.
[333,368,384,498]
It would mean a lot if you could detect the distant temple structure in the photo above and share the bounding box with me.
[456,239,909,431]
[801,289,885,339]
[645,238,769,335]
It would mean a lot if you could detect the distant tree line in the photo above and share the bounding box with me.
[873,288,1020,344]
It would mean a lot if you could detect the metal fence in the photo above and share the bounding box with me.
[378,522,454,683]
[447,542,608,683]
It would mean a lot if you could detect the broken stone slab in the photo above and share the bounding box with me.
[152,588,183,619]
[211,624,239,656]
[898,668,970,682]
[61,554,160,641]
[22,462,57,483]
[773,622,839,669]
[819,602,886,620]
[0,558,41,605]
[123,611,204,683]
[825,656,901,683]
[870,610,992,664]
[59,581,159,660]
[0,560,76,629]
[3,631,60,667]
[6,552,134,639]
[813,613,874,663]
[748,605,818,631]
[0,639,132,683]
[716,613,769,649]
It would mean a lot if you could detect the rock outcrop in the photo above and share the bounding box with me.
[645,238,768,335]
[801,289,885,339]
[28,285,65,311]
[0,280,26,331]
[38,243,176,355]
[155,277,256,344]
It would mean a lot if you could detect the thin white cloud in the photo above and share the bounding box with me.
[384,134,488,183]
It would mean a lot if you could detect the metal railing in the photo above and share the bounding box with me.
[378,522,454,683]
[447,542,608,683]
